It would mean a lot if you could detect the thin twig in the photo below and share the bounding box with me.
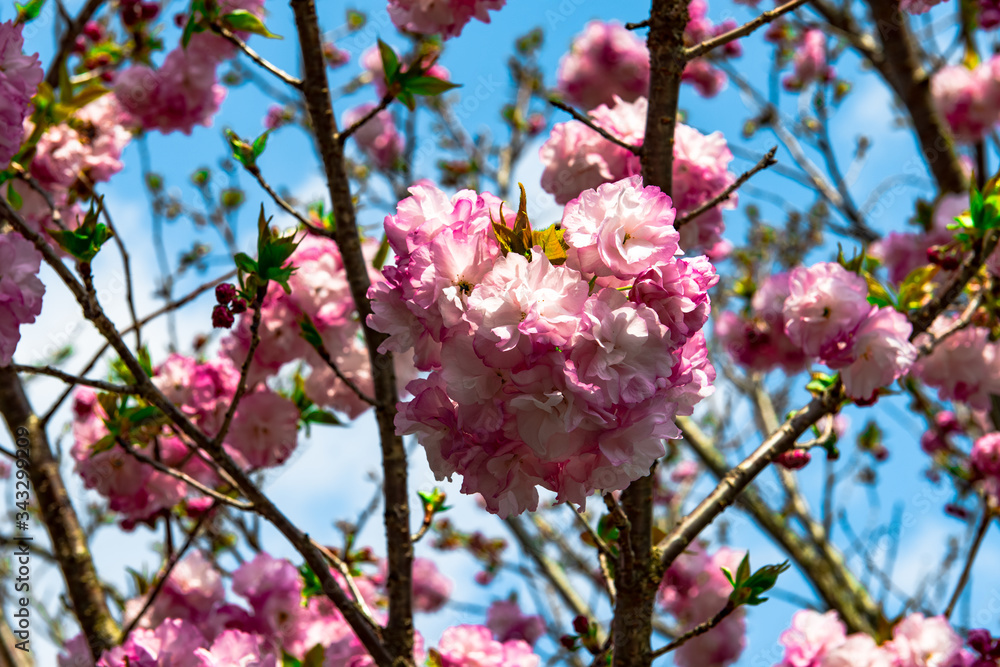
[944,510,992,619]
[675,146,777,229]
[303,325,376,406]
[12,365,136,394]
[685,0,808,60]
[548,98,642,155]
[650,603,736,658]
[339,94,394,143]
[120,504,218,639]
[99,203,141,349]
[212,286,267,448]
[210,23,303,89]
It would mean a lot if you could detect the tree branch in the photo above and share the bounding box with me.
[685,0,807,60]
[675,146,776,229]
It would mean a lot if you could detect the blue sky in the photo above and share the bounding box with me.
[5,0,999,664]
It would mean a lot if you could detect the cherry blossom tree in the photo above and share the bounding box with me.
[2,0,1000,666]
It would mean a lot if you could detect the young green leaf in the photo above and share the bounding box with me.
[377,39,400,82]
[15,0,47,23]
[400,75,461,97]
[222,10,282,38]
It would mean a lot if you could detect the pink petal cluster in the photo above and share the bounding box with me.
[113,0,263,135]
[912,320,1000,411]
[538,96,737,256]
[434,625,539,667]
[715,272,809,374]
[223,234,410,420]
[370,178,717,516]
[342,103,403,170]
[900,0,946,13]
[62,550,430,667]
[774,611,967,667]
[682,0,742,98]
[0,20,42,167]
[361,45,451,98]
[931,57,1000,143]
[981,0,1000,28]
[387,0,505,39]
[376,557,453,613]
[659,543,747,667]
[0,233,46,365]
[782,262,916,400]
[870,194,963,284]
[486,600,545,646]
[31,95,132,190]
[226,389,300,469]
[555,21,650,110]
[783,29,834,91]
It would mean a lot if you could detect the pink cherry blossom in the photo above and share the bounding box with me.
[900,0,946,13]
[871,195,962,283]
[125,550,225,630]
[0,233,46,365]
[342,103,403,170]
[912,321,1000,411]
[556,21,650,110]
[776,610,847,667]
[560,175,679,281]
[226,390,300,469]
[782,262,872,364]
[193,630,277,667]
[387,0,505,38]
[115,45,227,135]
[840,308,917,401]
[411,557,453,612]
[972,432,1000,476]
[31,95,132,189]
[486,600,545,646]
[0,20,42,167]
[629,255,719,347]
[100,618,207,667]
[783,29,834,91]
[883,614,964,667]
[931,59,1000,143]
[435,625,540,667]
[820,634,891,667]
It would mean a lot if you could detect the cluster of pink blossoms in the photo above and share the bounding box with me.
[0,233,46,366]
[0,20,42,167]
[783,29,834,91]
[870,194,964,284]
[71,352,300,527]
[59,550,538,666]
[931,56,1000,143]
[539,96,736,258]
[682,0,743,97]
[369,176,718,516]
[659,543,747,667]
[715,272,809,375]
[387,0,505,38]
[342,103,404,170]
[774,609,980,667]
[114,0,264,134]
[912,319,1000,411]
[223,234,414,420]
[719,263,917,401]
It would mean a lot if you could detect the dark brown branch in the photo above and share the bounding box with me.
[685,0,807,60]
[211,286,266,448]
[943,510,992,619]
[0,366,120,658]
[675,146,777,229]
[44,0,105,88]
[12,364,136,394]
[289,1,414,661]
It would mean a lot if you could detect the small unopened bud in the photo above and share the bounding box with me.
[230,298,248,314]
[572,615,590,635]
[215,283,237,305]
[212,304,235,329]
[775,449,811,470]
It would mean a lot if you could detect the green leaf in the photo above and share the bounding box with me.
[234,252,258,274]
[282,652,303,667]
[7,182,22,210]
[298,314,324,351]
[15,0,46,23]
[532,226,567,265]
[396,89,416,112]
[302,408,344,427]
[372,236,390,270]
[51,198,111,262]
[298,564,324,598]
[222,10,282,38]
[897,264,938,311]
[970,183,985,229]
[862,271,894,309]
[400,75,461,96]
[735,553,751,585]
[224,128,256,168]
[302,644,325,667]
[89,433,117,455]
[491,184,534,259]
[252,131,269,159]
[377,39,400,82]
[805,372,837,395]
